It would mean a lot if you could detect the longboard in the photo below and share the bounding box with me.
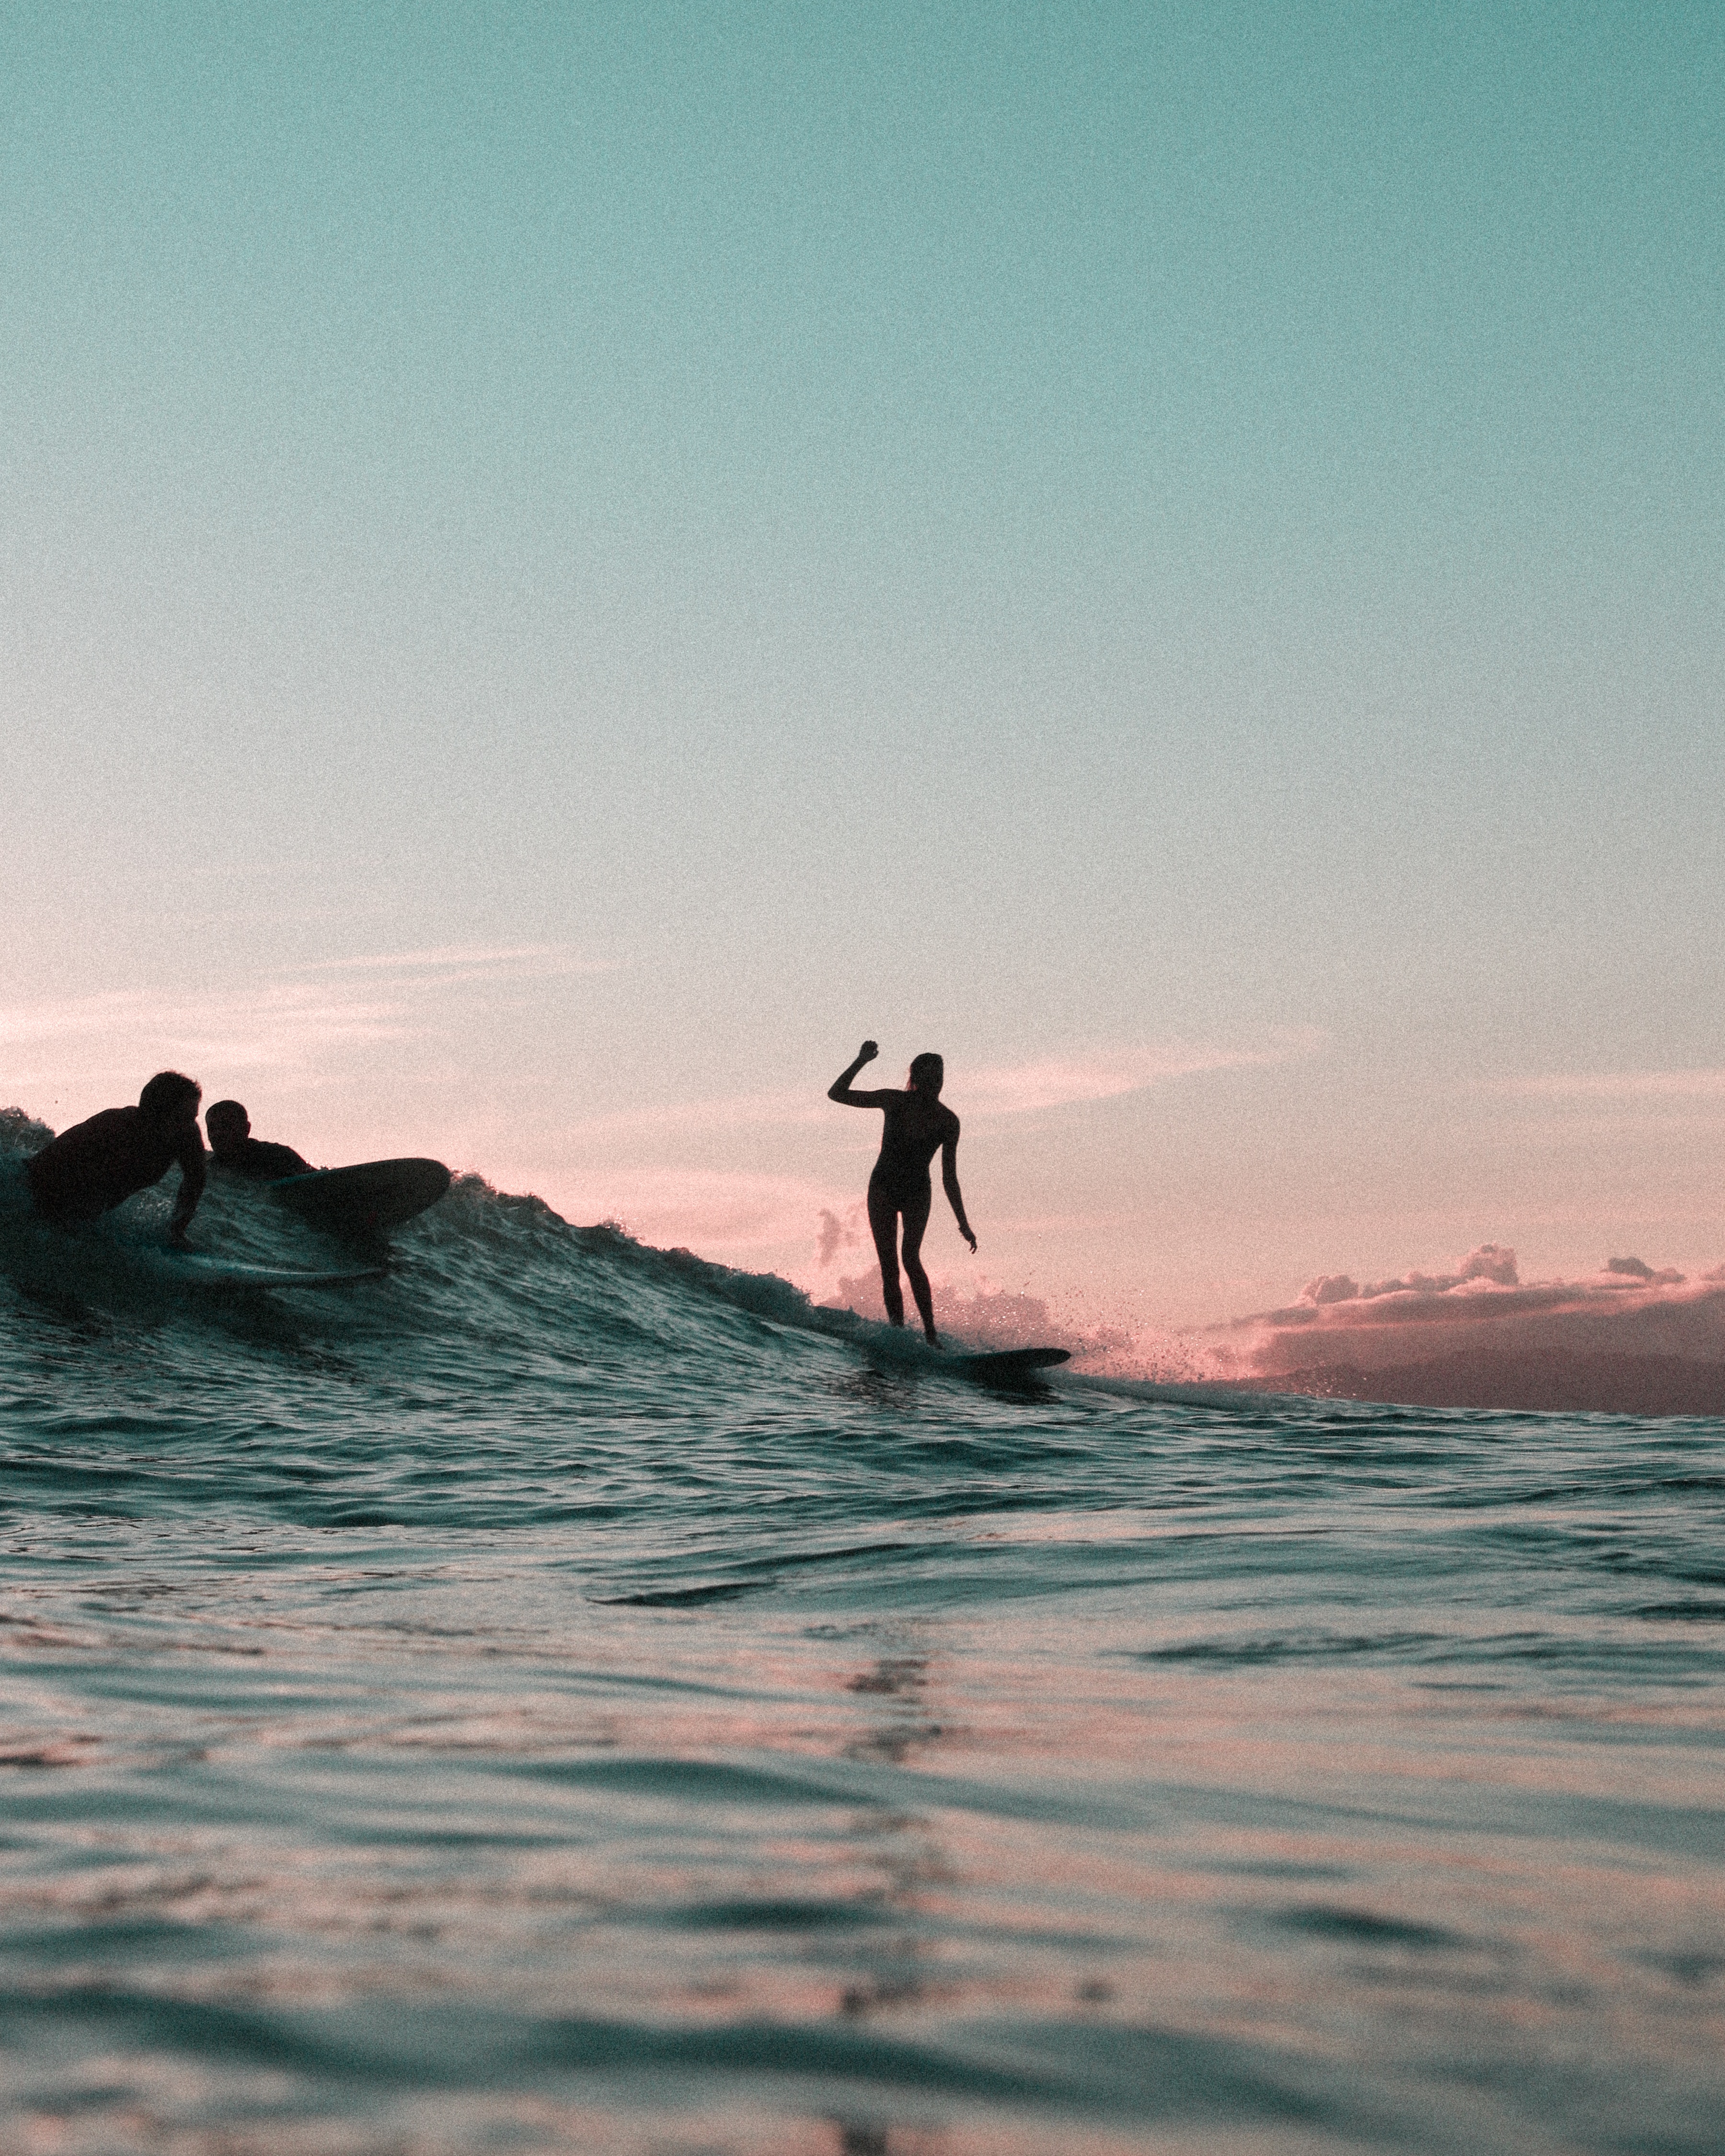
[157,1251,386,1292]
[942,1347,1071,1381]
[268,1158,451,1236]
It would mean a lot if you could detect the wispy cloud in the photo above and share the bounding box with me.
[288,943,609,978]
[0,984,414,1105]
[0,983,402,1053]
[558,1167,854,1254]
[963,1029,1327,1117]
[0,946,608,1107]
[567,1090,825,1141]
[559,1032,1327,1142]
[1491,1068,1725,1101]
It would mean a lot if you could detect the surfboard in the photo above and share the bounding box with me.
[942,1347,1071,1381]
[268,1158,452,1236]
[156,1252,387,1292]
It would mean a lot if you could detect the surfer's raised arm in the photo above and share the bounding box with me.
[941,1123,977,1254]
[828,1040,890,1107]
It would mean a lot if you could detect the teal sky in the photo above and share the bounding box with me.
[4,3,1722,1320]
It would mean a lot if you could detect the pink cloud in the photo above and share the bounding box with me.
[288,944,610,980]
[550,1168,854,1257]
[1604,1255,1686,1285]
[0,983,413,1087]
[1210,1241,1725,1414]
[0,946,603,1104]
[1295,1242,1521,1307]
[960,1028,1326,1118]
[816,1204,863,1268]
[561,1030,1327,1142]
[1493,1068,1725,1100]
[565,1089,826,1140]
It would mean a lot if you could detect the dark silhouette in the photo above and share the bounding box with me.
[26,1070,207,1246]
[205,1101,313,1181]
[828,1040,976,1345]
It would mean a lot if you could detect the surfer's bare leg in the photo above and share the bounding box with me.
[867,1181,906,1327]
[899,1183,938,1345]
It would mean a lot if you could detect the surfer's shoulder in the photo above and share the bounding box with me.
[31,1105,129,1162]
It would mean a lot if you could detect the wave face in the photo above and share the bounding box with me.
[1,1115,1722,2154]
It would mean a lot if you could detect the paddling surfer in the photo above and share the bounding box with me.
[828,1040,976,1346]
[26,1070,207,1246]
[205,1101,313,1181]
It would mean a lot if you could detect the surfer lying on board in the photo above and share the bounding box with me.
[828,1040,976,1347]
[26,1070,207,1246]
[205,1101,313,1180]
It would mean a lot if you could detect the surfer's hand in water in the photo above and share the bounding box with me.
[167,1224,192,1249]
[857,1040,878,1064]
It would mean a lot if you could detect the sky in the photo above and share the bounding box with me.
[2,1,1722,1330]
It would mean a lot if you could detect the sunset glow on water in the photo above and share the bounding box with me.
[2,1149,1721,2150]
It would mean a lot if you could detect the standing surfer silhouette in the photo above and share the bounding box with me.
[828,1040,976,1346]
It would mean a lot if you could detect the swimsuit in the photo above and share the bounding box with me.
[869,1097,954,1209]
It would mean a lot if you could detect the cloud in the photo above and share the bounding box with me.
[1213,1239,1725,1411]
[1604,1255,1686,1285]
[1297,1243,1520,1306]
[288,944,608,979]
[0,982,410,1063]
[565,1089,826,1141]
[561,1032,1327,1143]
[556,1168,855,1257]
[0,944,605,1110]
[816,1204,863,1267]
[1493,1068,1725,1100]
[935,1029,1328,1120]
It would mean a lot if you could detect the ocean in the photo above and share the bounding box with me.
[1,1113,1721,2155]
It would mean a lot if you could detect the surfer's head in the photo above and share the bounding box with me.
[139,1070,202,1135]
[205,1100,250,1160]
[908,1053,944,1097]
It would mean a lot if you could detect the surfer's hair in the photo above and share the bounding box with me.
[139,1070,202,1118]
[206,1100,248,1126]
[908,1053,944,1095]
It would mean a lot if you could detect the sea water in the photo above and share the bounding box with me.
[0,1116,1721,2154]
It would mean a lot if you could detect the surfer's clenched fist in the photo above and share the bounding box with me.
[857,1040,878,1064]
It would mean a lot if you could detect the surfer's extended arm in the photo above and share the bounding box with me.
[942,1124,977,1253]
[167,1134,207,1246]
[828,1040,890,1107]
